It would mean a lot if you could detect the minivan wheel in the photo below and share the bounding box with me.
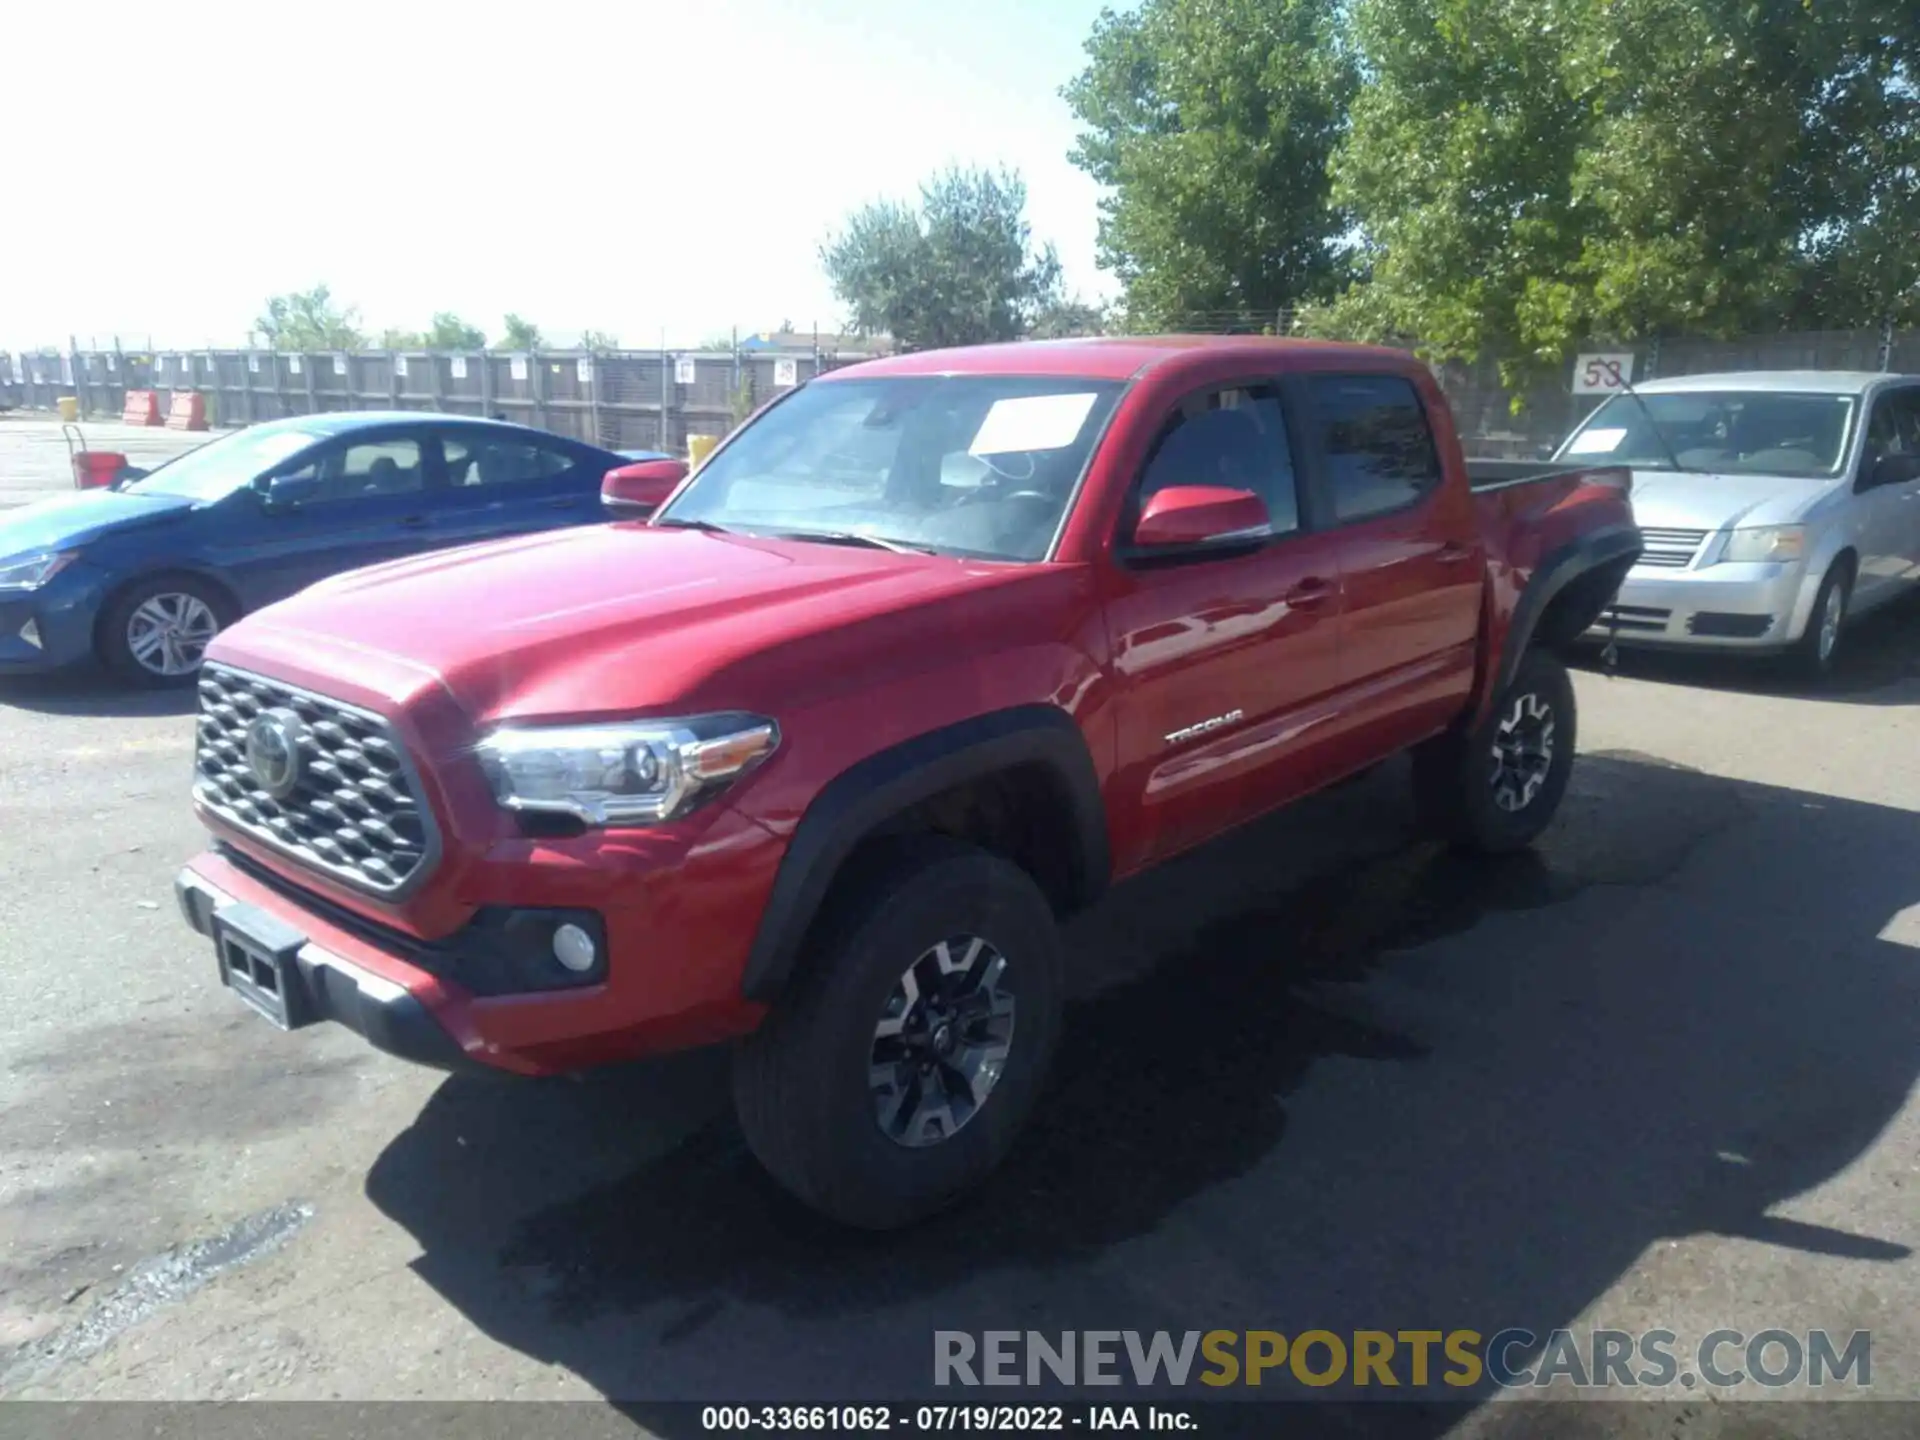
[1414,647,1578,854]
[1790,560,1851,680]
[733,836,1063,1229]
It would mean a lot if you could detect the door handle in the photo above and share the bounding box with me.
[544,497,581,509]
[398,514,430,528]
[1284,577,1335,607]
[1436,541,1473,562]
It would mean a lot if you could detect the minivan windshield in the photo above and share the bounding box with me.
[127,426,323,500]
[1558,390,1857,477]
[654,375,1125,561]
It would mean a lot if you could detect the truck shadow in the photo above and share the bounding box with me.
[365,753,1919,1429]
[0,666,198,718]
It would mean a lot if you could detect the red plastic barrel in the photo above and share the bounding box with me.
[74,451,128,489]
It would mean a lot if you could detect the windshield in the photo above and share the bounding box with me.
[1558,390,1857,477]
[655,375,1125,561]
[127,426,323,500]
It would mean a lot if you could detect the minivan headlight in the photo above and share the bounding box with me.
[475,713,779,826]
[1721,526,1806,564]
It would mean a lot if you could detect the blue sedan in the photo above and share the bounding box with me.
[0,412,633,685]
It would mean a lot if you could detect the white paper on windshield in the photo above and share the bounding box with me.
[969,393,1100,456]
[1566,426,1627,456]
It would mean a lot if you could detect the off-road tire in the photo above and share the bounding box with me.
[733,836,1064,1229]
[1413,647,1578,854]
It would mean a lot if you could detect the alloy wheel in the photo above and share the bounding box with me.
[1489,691,1555,813]
[127,592,220,677]
[869,934,1017,1148]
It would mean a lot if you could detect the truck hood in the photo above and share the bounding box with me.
[219,522,1040,725]
[1627,469,1839,532]
[0,488,198,556]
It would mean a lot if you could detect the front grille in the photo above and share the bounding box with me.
[1635,527,1709,569]
[194,664,437,897]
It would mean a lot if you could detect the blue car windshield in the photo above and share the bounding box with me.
[128,427,323,500]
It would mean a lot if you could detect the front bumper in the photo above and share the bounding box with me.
[0,571,102,672]
[176,863,485,1074]
[1583,560,1816,652]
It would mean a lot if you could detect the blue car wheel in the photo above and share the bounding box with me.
[100,574,235,686]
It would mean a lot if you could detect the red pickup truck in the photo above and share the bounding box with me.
[173,337,1638,1227]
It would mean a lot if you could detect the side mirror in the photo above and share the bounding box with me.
[603,458,689,518]
[259,473,320,512]
[1871,452,1920,488]
[1130,486,1271,550]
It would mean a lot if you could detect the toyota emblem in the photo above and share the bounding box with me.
[245,708,308,800]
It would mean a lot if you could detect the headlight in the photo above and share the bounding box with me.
[1720,526,1806,564]
[475,713,779,826]
[0,551,78,590]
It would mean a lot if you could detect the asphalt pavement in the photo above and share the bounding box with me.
[1,415,1917,1434]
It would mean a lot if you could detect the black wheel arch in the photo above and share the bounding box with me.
[739,705,1109,1003]
[1492,522,1642,696]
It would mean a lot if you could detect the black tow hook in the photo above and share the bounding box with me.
[1601,606,1622,675]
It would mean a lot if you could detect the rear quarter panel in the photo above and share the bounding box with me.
[1468,467,1637,721]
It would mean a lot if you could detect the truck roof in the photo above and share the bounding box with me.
[822,335,1417,382]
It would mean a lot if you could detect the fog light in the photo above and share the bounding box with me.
[552,922,597,974]
[19,618,42,650]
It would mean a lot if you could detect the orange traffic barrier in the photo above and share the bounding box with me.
[122,390,163,426]
[164,390,207,431]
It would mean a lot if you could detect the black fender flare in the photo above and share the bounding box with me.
[1493,521,1643,696]
[739,705,1109,1003]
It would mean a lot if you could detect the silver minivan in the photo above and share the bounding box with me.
[1560,371,1920,674]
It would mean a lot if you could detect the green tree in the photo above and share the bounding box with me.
[424,312,487,350]
[821,166,1064,351]
[254,285,364,350]
[1029,296,1110,339]
[1322,0,1920,374]
[378,327,424,350]
[501,313,544,350]
[578,328,620,351]
[1064,0,1358,329]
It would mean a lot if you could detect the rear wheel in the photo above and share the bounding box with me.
[1414,647,1577,854]
[100,574,233,687]
[733,836,1064,1229]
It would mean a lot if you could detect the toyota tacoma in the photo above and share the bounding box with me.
[173,337,1640,1227]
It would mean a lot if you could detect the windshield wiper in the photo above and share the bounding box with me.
[1615,376,1692,473]
[767,529,936,555]
[652,517,734,534]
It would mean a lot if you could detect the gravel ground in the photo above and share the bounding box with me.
[0,416,1916,1436]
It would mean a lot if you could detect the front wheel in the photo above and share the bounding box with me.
[1414,647,1577,854]
[1789,559,1851,680]
[733,836,1064,1229]
[100,575,233,686]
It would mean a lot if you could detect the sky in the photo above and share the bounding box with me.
[0,0,1119,353]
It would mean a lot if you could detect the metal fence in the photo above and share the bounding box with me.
[0,347,845,453]
[5,323,1917,457]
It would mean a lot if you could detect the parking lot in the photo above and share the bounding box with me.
[1,414,1917,1428]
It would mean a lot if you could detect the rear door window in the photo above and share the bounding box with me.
[1307,376,1442,522]
[443,434,579,489]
